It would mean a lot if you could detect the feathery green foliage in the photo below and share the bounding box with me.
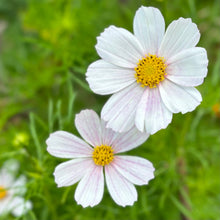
[0,0,220,219]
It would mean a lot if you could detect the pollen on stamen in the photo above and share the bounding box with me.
[92,145,114,166]
[134,54,167,88]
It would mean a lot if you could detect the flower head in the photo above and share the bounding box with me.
[0,160,32,217]
[46,109,155,207]
[86,6,208,134]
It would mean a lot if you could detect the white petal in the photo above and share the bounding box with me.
[159,18,200,59]
[2,159,20,173]
[112,156,155,185]
[166,47,208,86]
[133,6,165,55]
[53,158,93,187]
[135,87,173,134]
[111,126,149,153]
[101,120,148,153]
[167,76,204,87]
[0,168,14,187]
[0,160,19,187]
[105,164,137,207]
[101,83,145,132]
[11,175,26,195]
[0,196,10,215]
[159,79,202,114]
[101,120,118,147]
[86,60,136,95]
[46,131,93,158]
[10,197,32,217]
[74,165,104,208]
[96,25,144,68]
[75,109,102,147]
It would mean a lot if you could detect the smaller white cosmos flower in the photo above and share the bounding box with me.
[46,109,155,207]
[86,6,208,135]
[0,160,32,217]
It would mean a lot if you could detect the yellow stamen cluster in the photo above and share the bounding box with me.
[135,54,167,88]
[0,186,7,199]
[92,145,114,166]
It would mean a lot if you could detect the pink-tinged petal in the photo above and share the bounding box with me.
[112,156,155,185]
[74,164,104,208]
[86,60,136,95]
[159,18,200,59]
[111,126,149,153]
[101,120,148,153]
[53,158,93,187]
[96,25,144,68]
[135,87,172,134]
[133,6,165,55]
[159,79,202,114]
[101,120,117,147]
[75,109,102,147]
[166,47,208,86]
[46,131,93,158]
[105,164,137,207]
[101,83,145,133]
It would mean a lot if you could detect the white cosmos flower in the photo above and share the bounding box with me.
[86,6,208,134]
[0,160,32,217]
[46,109,155,207]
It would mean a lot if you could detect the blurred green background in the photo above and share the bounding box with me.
[0,0,220,219]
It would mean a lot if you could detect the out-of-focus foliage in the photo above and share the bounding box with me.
[0,0,220,219]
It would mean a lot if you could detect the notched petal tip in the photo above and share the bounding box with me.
[75,109,97,122]
[134,5,165,55]
[95,23,144,68]
[178,17,192,22]
[45,131,58,144]
[138,5,162,13]
[76,201,98,208]
[159,16,200,59]
[74,109,102,147]
[121,199,137,207]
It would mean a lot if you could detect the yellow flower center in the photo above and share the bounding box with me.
[92,145,114,166]
[135,54,167,88]
[0,186,7,199]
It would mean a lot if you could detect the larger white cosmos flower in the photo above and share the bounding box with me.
[86,6,208,134]
[0,160,32,217]
[46,109,154,207]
